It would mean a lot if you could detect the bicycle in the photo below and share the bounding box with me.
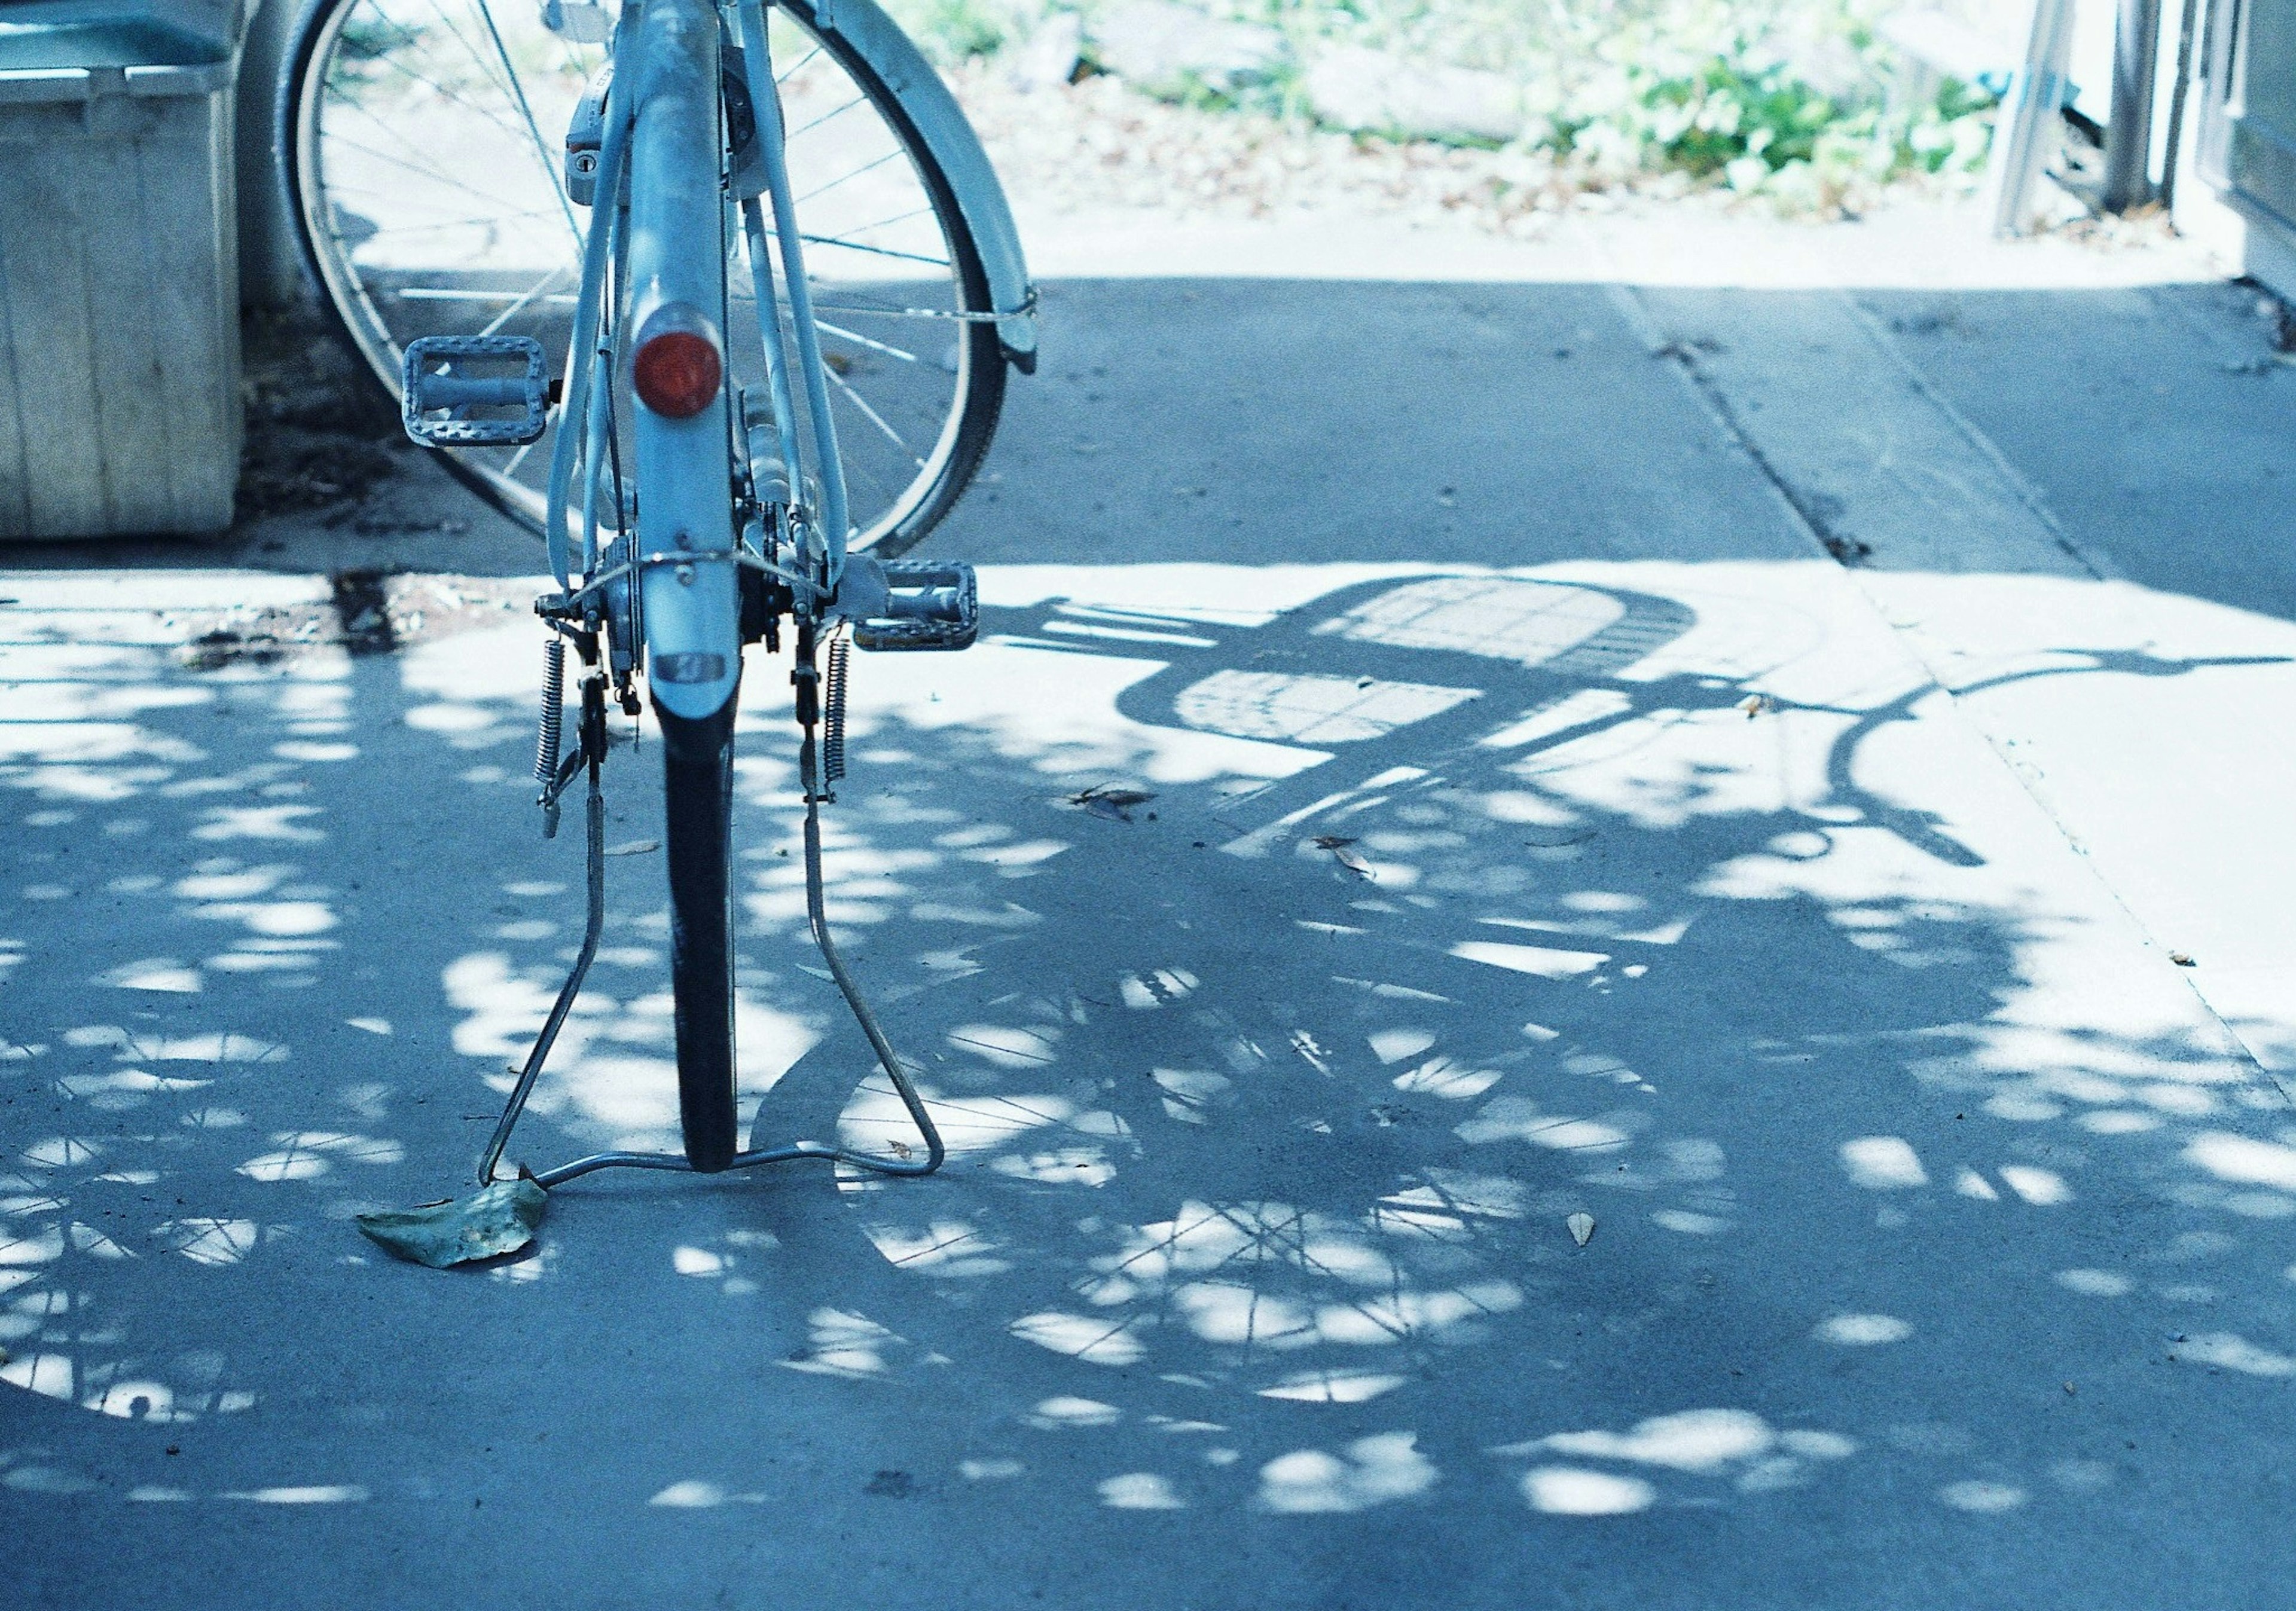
[279,0,1036,1233]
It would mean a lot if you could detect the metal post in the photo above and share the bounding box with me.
[2104,0,2165,211]
[1983,0,2080,235]
[2158,0,2202,210]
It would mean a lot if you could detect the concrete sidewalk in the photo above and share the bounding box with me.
[2,197,2292,1609]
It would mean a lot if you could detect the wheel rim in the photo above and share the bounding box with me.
[289,0,991,550]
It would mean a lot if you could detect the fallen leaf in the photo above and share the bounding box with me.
[1309,835,1357,849]
[356,1178,548,1268]
[1737,694,1770,718]
[605,839,660,857]
[1566,1211,1595,1248]
[2170,951,2196,967]
[888,1139,912,1160]
[1069,785,1155,821]
[1332,848,1375,880]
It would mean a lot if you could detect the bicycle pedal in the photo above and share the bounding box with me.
[402,335,549,447]
[850,561,978,652]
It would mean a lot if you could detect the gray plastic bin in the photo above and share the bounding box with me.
[0,2,245,538]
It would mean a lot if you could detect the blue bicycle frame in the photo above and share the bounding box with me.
[448,0,987,1194]
[546,0,996,678]
[545,0,778,729]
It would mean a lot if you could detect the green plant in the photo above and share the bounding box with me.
[880,0,1015,62]
[1550,2,1993,193]
[954,0,2001,209]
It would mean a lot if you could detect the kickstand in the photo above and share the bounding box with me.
[474,672,945,1192]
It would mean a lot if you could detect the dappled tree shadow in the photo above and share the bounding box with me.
[0,560,2289,1607]
[703,567,2289,1527]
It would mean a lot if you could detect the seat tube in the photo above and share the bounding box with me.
[628,0,741,725]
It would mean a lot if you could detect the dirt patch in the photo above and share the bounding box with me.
[238,432,401,518]
[236,307,410,521]
[181,617,292,671]
[176,571,533,669]
[957,66,1586,237]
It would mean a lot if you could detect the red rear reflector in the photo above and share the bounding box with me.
[632,329,721,418]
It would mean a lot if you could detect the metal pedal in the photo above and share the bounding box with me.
[848,561,978,652]
[402,336,549,448]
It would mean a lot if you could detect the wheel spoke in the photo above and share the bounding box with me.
[393,285,576,305]
[825,203,935,242]
[320,122,541,210]
[297,0,994,549]
[417,0,516,95]
[350,25,545,151]
[825,362,920,465]
[794,147,905,206]
[809,299,987,322]
[787,92,867,140]
[479,263,578,335]
[817,320,918,363]
[334,207,564,239]
[472,0,583,243]
[798,234,949,270]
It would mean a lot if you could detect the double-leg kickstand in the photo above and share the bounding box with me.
[475,662,945,1193]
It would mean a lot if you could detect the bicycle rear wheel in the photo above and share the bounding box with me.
[660,698,740,1172]
[279,0,1006,554]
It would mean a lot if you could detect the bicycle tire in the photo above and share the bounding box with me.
[276,0,1006,557]
[660,698,740,1172]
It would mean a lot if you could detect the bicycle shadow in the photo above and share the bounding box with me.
[673,560,2296,1560]
[0,554,2290,1603]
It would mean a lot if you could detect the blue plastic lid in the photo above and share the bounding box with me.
[0,11,227,71]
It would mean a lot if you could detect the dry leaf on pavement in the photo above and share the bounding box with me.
[1071,785,1155,821]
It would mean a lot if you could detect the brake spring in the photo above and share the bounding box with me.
[822,634,849,787]
[534,636,566,783]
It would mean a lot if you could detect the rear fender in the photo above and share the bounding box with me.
[627,0,742,722]
[795,0,1038,371]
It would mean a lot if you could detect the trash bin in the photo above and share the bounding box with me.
[0,2,246,538]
